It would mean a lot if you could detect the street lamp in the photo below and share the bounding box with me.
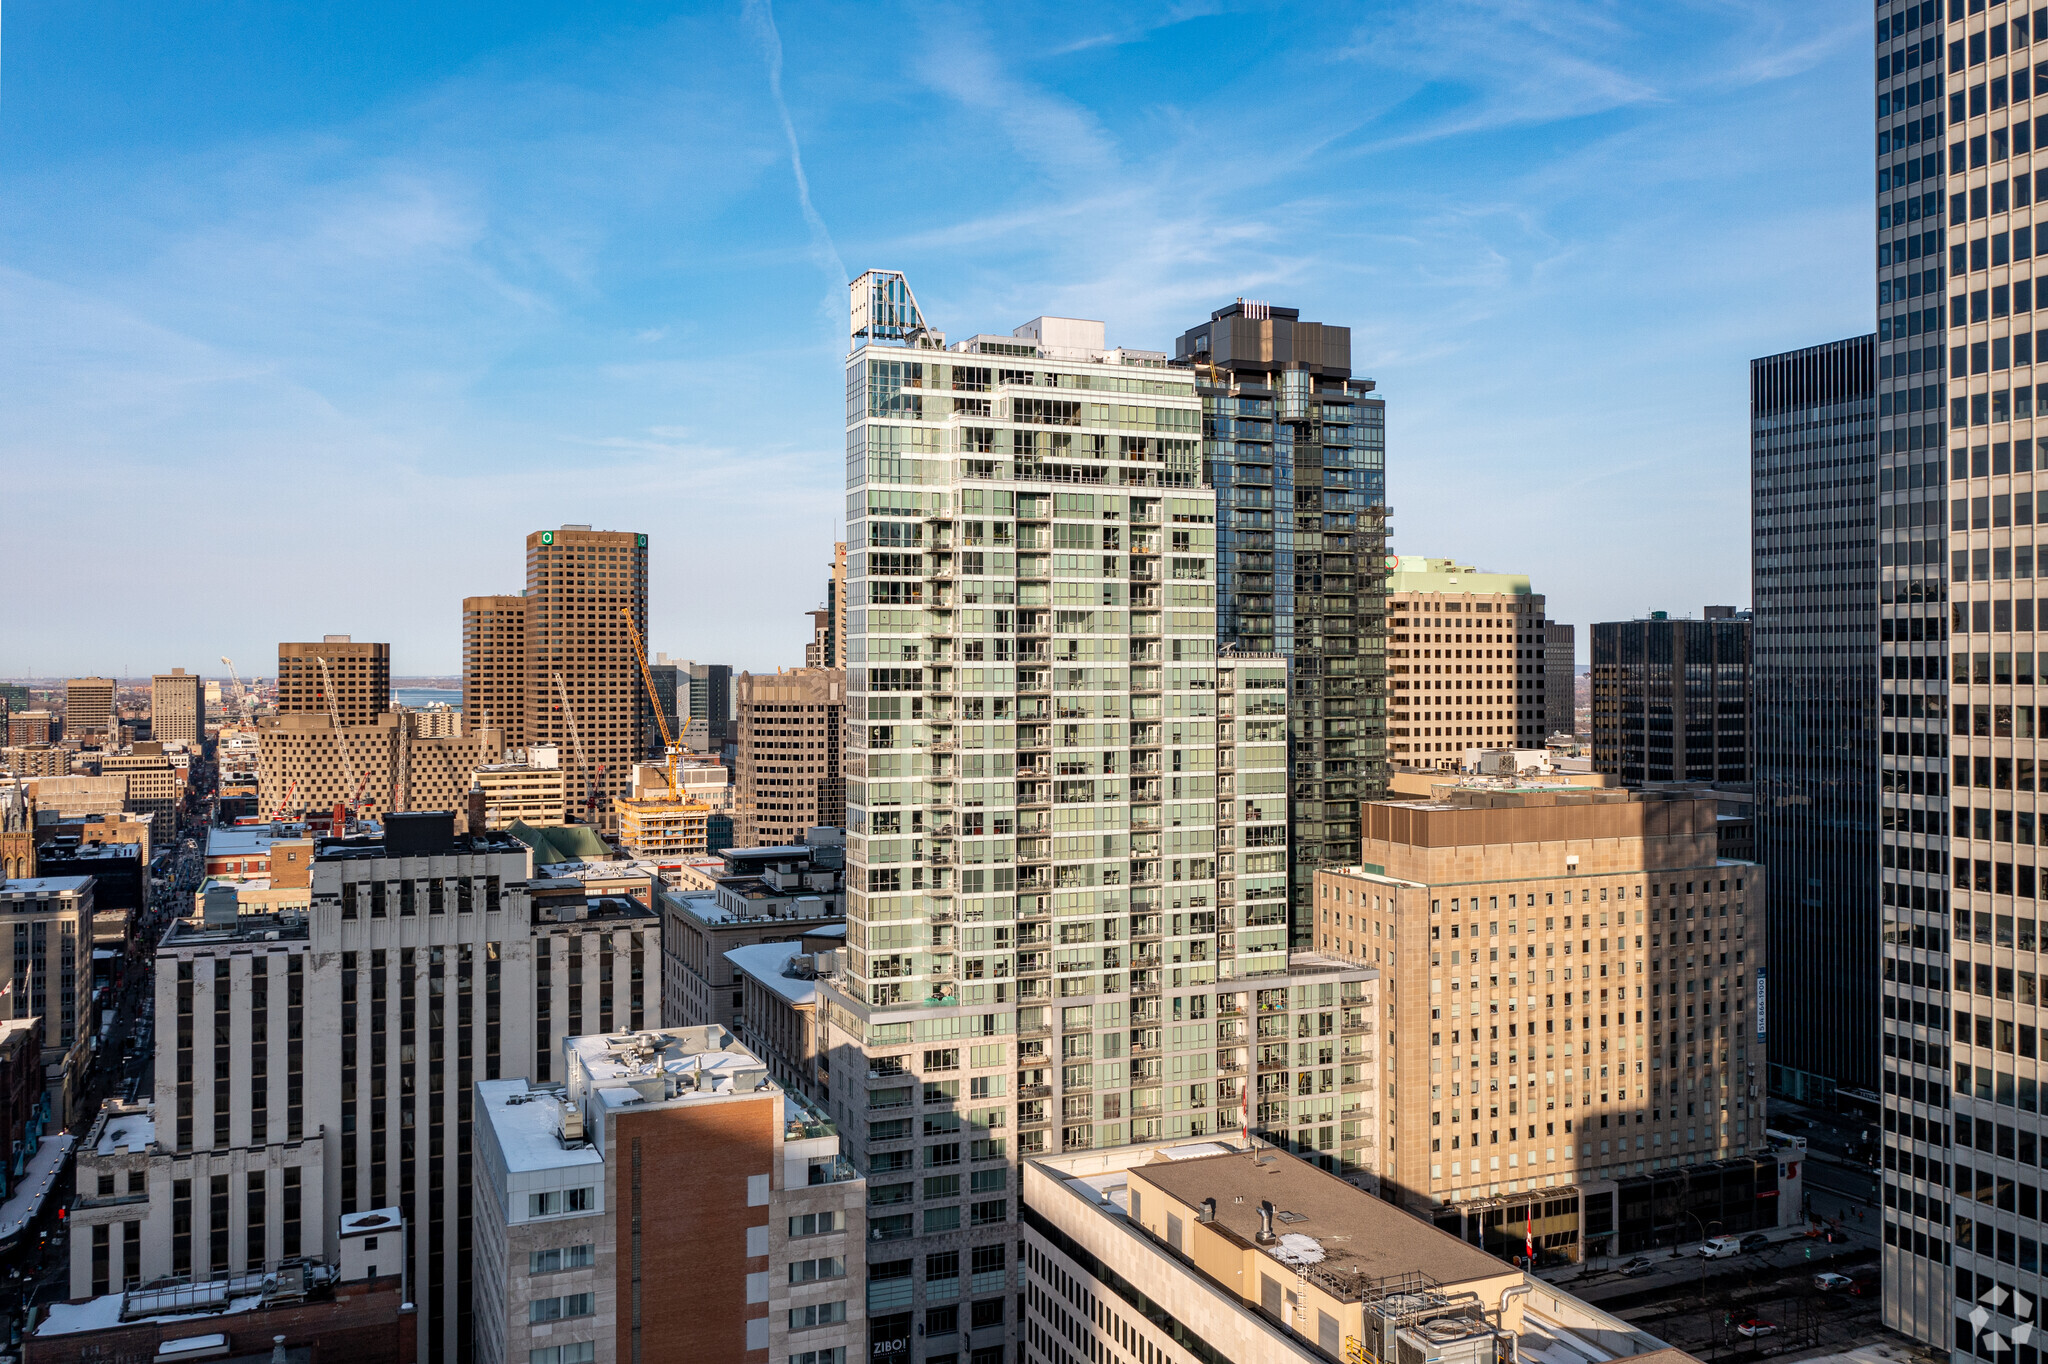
[1684,1214,1722,1307]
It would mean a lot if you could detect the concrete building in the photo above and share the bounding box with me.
[306,816,658,1361]
[725,939,837,1102]
[471,1026,864,1364]
[520,525,650,833]
[2,746,70,780]
[277,638,390,727]
[1545,624,1578,739]
[257,710,504,823]
[464,595,531,746]
[735,668,845,847]
[98,744,184,846]
[1317,782,1783,1254]
[1385,557,1556,768]
[614,796,711,862]
[1749,336,1881,1104]
[1590,612,1752,786]
[1022,1140,1697,1364]
[0,876,94,1125]
[150,669,205,746]
[658,841,847,1034]
[1176,301,1391,944]
[474,750,570,830]
[63,679,114,745]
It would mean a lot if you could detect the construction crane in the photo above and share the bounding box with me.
[619,607,684,801]
[552,673,599,821]
[219,655,257,726]
[316,656,367,825]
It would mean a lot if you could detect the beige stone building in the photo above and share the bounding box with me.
[276,637,390,727]
[0,875,96,1124]
[1383,557,1557,768]
[463,594,530,745]
[64,679,114,745]
[734,669,844,847]
[256,712,502,821]
[2,746,71,779]
[150,668,205,746]
[472,753,568,829]
[100,745,186,846]
[1315,783,1782,1256]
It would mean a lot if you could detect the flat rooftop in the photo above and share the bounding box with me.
[162,912,309,948]
[0,876,92,897]
[478,1079,605,1175]
[725,941,817,1006]
[1132,1150,1509,1296]
[205,824,306,857]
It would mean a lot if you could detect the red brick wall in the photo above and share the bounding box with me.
[616,1097,774,1364]
[26,1276,414,1364]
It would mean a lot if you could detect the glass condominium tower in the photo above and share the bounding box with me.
[824,273,1377,1364]
[1174,304,1390,947]
[1872,0,2048,1352]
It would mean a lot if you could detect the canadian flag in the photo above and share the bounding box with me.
[1525,1205,1535,1263]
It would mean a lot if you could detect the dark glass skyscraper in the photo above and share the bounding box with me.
[1589,612,1752,785]
[1174,303,1389,944]
[1749,336,1879,1102]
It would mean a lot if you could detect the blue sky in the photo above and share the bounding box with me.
[2,0,1871,679]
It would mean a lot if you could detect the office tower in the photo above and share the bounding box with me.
[831,540,848,668]
[149,668,204,746]
[1381,557,1553,767]
[736,668,846,846]
[1175,301,1390,947]
[823,272,1378,1364]
[1545,623,1578,738]
[1323,784,1781,1238]
[1589,611,1752,785]
[276,638,389,725]
[1870,2,2048,1349]
[523,526,649,832]
[473,750,569,830]
[0,876,94,1125]
[304,815,661,1361]
[64,678,114,744]
[688,662,735,753]
[464,596,531,746]
[1749,337,1881,1102]
[100,743,185,846]
[472,1027,865,1364]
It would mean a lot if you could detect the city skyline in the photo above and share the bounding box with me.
[3,2,1871,676]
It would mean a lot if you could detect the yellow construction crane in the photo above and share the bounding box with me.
[619,607,684,801]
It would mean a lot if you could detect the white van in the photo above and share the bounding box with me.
[1700,1236,1742,1259]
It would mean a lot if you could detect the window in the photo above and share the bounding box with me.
[971,1298,1005,1330]
[530,1347,595,1364]
[789,1256,846,1284]
[790,1301,848,1329]
[528,1245,596,1274]
[791,1352,847,1364]
[789,1211,845,1237]
[528,1188,595,1218]
[529,1293,595,1323]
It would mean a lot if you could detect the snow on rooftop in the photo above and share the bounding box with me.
[0,1134,76,1243]
[97,1113,155,1155]
[479,1080,602,1174]
[723,942,816,1006]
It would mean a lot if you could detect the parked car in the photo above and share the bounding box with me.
[1737,1320,1779,1338]
[1701,1236,1742,1259]
[1849,1267,1881,1297]
[1814,1272,1855,1293]
[1620,1256,1655,1277]
[1740,1232,1772,1252]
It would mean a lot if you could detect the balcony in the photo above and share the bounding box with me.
[1018,1083,1051,1100]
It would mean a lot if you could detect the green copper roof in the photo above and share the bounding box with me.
[508,820,611,864]
[1384,556,1532,597]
